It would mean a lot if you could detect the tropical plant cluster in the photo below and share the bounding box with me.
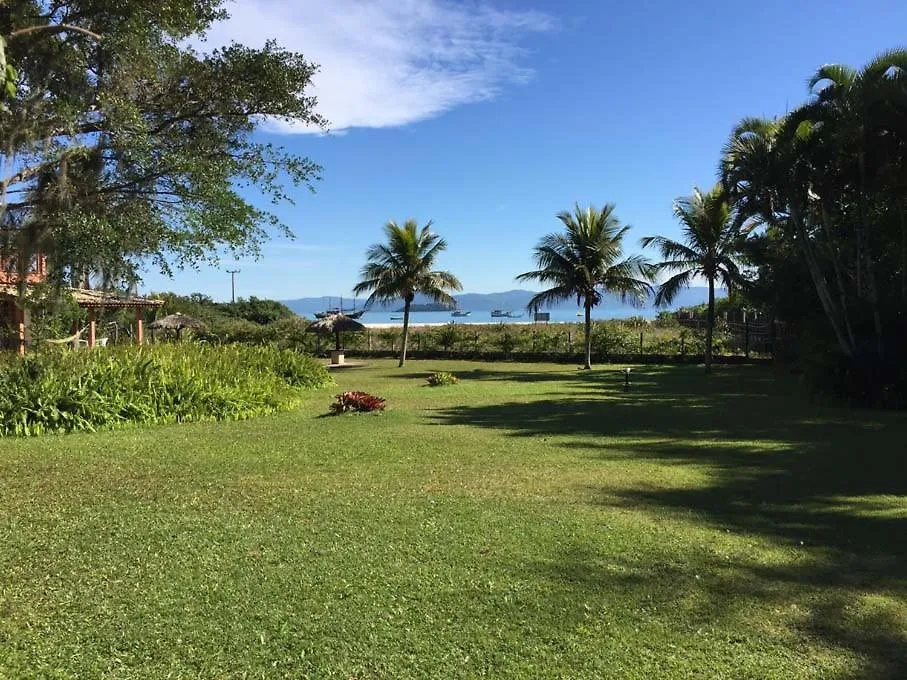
[329,391,386,414]
[426,371,459,386]
[720,50,907,405]
[0,344,331,436]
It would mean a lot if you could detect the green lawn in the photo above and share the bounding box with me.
[1,361,905,679]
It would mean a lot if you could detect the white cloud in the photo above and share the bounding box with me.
[198,0,553,133]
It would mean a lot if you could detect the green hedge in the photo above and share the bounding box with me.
[0,344,332,436]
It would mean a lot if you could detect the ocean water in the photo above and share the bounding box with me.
[359,306,658,327]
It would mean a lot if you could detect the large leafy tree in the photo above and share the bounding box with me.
[517,203,652,370]
[353,219,461,367]
[642,186,744,373]
[1,0,323,289]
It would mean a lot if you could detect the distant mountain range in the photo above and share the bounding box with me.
[281,287,724,317]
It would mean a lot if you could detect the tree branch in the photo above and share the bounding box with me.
[7,24,102,42]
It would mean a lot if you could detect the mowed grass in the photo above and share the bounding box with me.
[1,361,906,679]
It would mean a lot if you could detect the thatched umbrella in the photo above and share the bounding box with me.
[150,312,206,340]
[306,313,366,350]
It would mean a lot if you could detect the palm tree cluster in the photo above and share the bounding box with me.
[355,203,733,371]
[721,49,907,403]
[356,48,907,399]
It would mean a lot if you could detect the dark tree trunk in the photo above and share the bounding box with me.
[899,200,907,302]
[787,200,855,357]
[399,298,412,367]
[705,277,715,373]
[583,301,592,370]
[858,150,884,357]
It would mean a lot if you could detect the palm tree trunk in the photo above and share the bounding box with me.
[583,301,592,370]
[857,152,884,357]
[787,200,854,357]
[399,299,411,367]
[899,199,906,302]
[821,200,857,350]
[705,277,715,374]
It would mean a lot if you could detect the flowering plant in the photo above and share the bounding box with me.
[330,391,387,414]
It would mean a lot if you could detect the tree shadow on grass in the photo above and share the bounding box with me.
[433,366,907,677]
[386,367,587,384]
[519,542,906,679]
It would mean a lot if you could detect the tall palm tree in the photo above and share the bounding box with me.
[641,185,743,373]
[720,115,861,358]
[517,203,652,370]
[353,219,461,367]
[803,50,907,356]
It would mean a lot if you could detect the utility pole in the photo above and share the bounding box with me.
[226,269,240,303]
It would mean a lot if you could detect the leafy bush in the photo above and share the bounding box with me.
[0,344,332,436]
[426,371,459,386]
[434,324,463,351]
[330,391,386,414]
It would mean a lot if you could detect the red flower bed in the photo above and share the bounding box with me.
[330,391,386,414]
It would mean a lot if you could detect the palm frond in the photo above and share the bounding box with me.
[521,203,639,310]
[653,270,694,307]
[640,235,699,264]
[525,286,576,312]
[808,63,858,93]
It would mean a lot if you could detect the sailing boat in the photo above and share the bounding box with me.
[315,296,366,319]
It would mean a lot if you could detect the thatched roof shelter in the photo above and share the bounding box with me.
[307,314,366,350]
[150,312,206,339]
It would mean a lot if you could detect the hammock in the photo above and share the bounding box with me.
[44,326,89,346]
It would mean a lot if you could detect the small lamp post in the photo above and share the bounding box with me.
[623,367,632,392]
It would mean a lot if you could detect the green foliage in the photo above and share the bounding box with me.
[0,344,331,436]
[493,329,518,355]
[357,320,762,360]
[145,292,318,351]
[720,49,907,403]
[220,296,296,325]
[426,371,459,386]
[433,323,463,351]
[1,0,323,286]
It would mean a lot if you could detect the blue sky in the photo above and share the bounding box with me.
[141,0,907,301]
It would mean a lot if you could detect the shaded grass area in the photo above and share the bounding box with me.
[0,360,905,678]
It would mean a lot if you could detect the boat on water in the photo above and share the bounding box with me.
[491,309,522,318]
[315,297,365,319]
[451,310,471,317]
[390,315,404,321]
